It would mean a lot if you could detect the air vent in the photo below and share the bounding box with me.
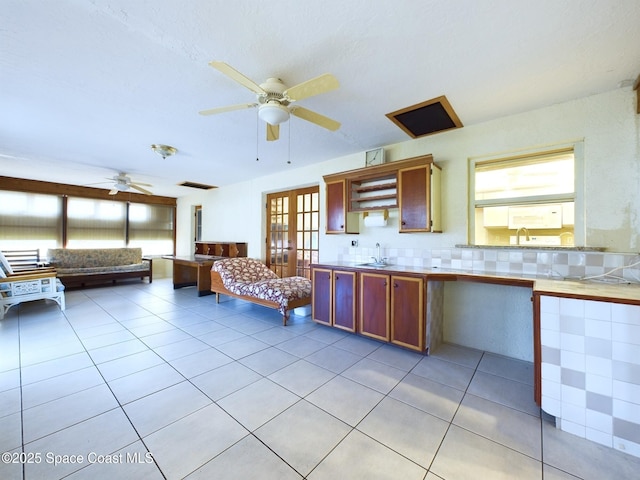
[178,181,217,190]
[386,95,462,138]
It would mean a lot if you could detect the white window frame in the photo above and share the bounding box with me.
[468,141,585,246]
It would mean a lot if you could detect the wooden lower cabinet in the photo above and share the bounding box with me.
[313,266,425,351]
[390,275,424,351]
[311,267,356,332]
[311,268,332,326]
[359,272,425,351]
[359,272,390,341]
[333,270,357,331]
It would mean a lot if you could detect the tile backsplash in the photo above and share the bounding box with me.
[338,246,640,282]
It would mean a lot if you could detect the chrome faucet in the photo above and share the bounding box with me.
[516,227,530,245]
[371,242,387,265]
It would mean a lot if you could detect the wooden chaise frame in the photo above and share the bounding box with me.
[210,270,310,326]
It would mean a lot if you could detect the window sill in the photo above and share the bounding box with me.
[456,244,606,252]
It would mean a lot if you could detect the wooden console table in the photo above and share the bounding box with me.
[162,255,222,296]
[195,241,247,257]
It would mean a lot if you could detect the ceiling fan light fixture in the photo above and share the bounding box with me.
[151,144,177,159]
[258,103,290,125]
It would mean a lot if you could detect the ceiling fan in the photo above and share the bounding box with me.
[106,173,153,196]
[199,61,341,141]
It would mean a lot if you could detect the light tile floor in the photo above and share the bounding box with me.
[1,279,639,479]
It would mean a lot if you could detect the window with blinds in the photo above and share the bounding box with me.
[470,146,582,247]
[66,197,126,248]
[0,191,62,256]
[128,203,174,255]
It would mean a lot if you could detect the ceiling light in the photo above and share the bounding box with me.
[151,144,177,159]
[258,103,290,125]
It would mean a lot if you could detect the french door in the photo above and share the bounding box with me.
[266,186,319,279]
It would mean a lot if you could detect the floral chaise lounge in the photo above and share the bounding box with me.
[210,257,311,325]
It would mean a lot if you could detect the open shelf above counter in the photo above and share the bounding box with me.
[349,175,398,212]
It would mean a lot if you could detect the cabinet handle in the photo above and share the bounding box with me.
[394,283,398,288]
[340,224,344,228]
[401,221,406,225]
[383,281,387,286]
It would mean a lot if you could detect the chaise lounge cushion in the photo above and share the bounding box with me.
[212,257,311,316]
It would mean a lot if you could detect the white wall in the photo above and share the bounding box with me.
[179,86,640,257]
[176,87,640,359]
[444,282,533,361]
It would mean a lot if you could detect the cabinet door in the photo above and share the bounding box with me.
[326,180,359,234]
[326,180,347,233]
[333,270,356,331]
[359,272,390,341]
[390,275,424,351]
[312,268,332,326]
[398,165,430,232]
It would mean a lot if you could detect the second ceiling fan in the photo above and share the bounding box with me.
[199,61,341,141]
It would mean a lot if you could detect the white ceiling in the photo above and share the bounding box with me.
[2,0,639,198]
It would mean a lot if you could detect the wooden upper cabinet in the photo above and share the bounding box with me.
[323,154,441,234]
[326,180,359,234]
[398,165,429,232]
[398,163,441,233]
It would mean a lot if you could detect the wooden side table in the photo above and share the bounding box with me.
[163,255,221,296]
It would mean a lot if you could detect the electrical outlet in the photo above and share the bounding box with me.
[351,240,358,247]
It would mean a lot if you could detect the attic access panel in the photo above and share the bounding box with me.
[179,181,217,190]
[386,95,462,138]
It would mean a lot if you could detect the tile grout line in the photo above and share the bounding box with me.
[422,350,487,476]
[11,281,588,479]
[17,307,26,480]
[56,290,168,480]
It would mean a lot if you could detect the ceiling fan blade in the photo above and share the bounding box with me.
[199,103,257,116]
[131,184,153,195]
[209,61,265,95]
[108,188,118,195]
[284,73,339,101]
[266,123,279,142]
[291,106,341,131]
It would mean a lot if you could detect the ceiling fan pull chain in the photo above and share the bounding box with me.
[256,110,260,162]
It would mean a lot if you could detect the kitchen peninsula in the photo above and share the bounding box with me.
[311,260,640,457]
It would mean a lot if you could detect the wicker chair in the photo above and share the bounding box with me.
[0,251,65,319]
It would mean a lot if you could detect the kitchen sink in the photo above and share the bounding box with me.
[355,262,392,268]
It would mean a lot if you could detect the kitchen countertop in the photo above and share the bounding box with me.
[533,278,640,303]
[455,244,606,252]
[313,262,640,304]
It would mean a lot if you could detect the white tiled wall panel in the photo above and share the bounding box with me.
[540,295,640,459]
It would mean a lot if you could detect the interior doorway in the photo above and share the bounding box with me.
[194,205,202,243]
[266,186,319,279]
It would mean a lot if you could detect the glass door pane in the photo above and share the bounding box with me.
[265,186,319,279]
